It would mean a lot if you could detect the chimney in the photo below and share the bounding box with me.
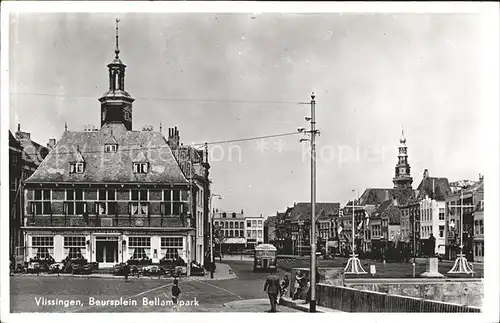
[241,209,244,215]
[167,126,180,149]
[15,123,31,141]
[47,138,56,150]
[423,169,429,179]
[479,173,484,182]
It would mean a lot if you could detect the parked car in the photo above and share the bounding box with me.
[72,263,93,275]
[190,262,205,276]
[142,265,163,277]
[27,262,41,274]
[113,263,128,276]
[48,263,64,274]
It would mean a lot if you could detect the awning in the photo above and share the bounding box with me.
[224,238,246,244]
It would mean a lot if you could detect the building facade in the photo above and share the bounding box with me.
[22,25,205,269]
[473,199,484,262]
[168,134,210,265]
[213,210,246,251]
[288,202,339,255]
[264,215,277,244]
[444,178,484,261]
[245,215,265,248]
[9,127,49,259]
[416,170,451,256]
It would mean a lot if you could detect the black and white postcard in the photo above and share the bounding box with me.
[1,2,499,323]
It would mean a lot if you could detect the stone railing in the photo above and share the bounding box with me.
[288,267,483,312]
[316,283,481,313]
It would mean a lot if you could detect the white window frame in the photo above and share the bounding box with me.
[160,237,183,259]
[64,236,86,259]
[70,162,84,174]
[104,144,118,153]
[31,236,54,259]
[129,236,152,259]
[33,189,52,215]
[64,188,86,215]
[133,162,148,174]
[163,189,187,215]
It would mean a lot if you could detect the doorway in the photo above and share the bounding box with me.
[96,240,118,265]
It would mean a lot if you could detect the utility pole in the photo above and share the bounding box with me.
[209,194,222,278]
[299,92,320,312]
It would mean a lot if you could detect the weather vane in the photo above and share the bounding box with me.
[115,18,120,59]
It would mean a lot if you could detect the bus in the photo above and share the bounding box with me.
[253,244,277,272]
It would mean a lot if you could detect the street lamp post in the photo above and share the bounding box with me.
[448,190,474,275]
[344,190,367,275]
[209,194,222,279]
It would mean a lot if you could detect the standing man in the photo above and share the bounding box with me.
[124,263,130,282]
[263,272,281,312]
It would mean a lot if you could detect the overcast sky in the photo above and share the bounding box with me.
[9,12,486,216]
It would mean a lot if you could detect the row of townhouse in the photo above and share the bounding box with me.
[212,211,265,251]
[264,131,485,262]
[10,23,213,269]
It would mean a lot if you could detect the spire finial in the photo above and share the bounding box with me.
[65,121,68,131]
[115,18,120,59]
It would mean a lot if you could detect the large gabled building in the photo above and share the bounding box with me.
[22,22,208,269]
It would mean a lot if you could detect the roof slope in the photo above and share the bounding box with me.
[9,131,22,150]
[26,123,188,184]
[359,188,394,206]
[289,202,340,222]
[417,177,451,201]
[16,134,49,167]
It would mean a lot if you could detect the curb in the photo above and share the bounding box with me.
[279,297,339,313]
[12,263,237,281]
[223,298,270,307]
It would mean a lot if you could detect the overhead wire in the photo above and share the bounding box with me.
[11,91,308,106]
[31,131,302,156]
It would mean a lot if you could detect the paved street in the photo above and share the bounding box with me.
[10,261,299,313]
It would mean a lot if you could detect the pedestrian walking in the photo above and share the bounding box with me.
[279,275,290,302]
[124,263,130,282]
[171,278,181,304]
[292,270,305,300]
[263,272,281,312]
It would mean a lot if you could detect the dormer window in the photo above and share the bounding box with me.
[133,162,148,174]
[70,162,84,174]
[105,144,118,153]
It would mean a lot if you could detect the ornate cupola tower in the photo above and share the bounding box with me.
[393,129,413,190]
[99,19,135,131]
